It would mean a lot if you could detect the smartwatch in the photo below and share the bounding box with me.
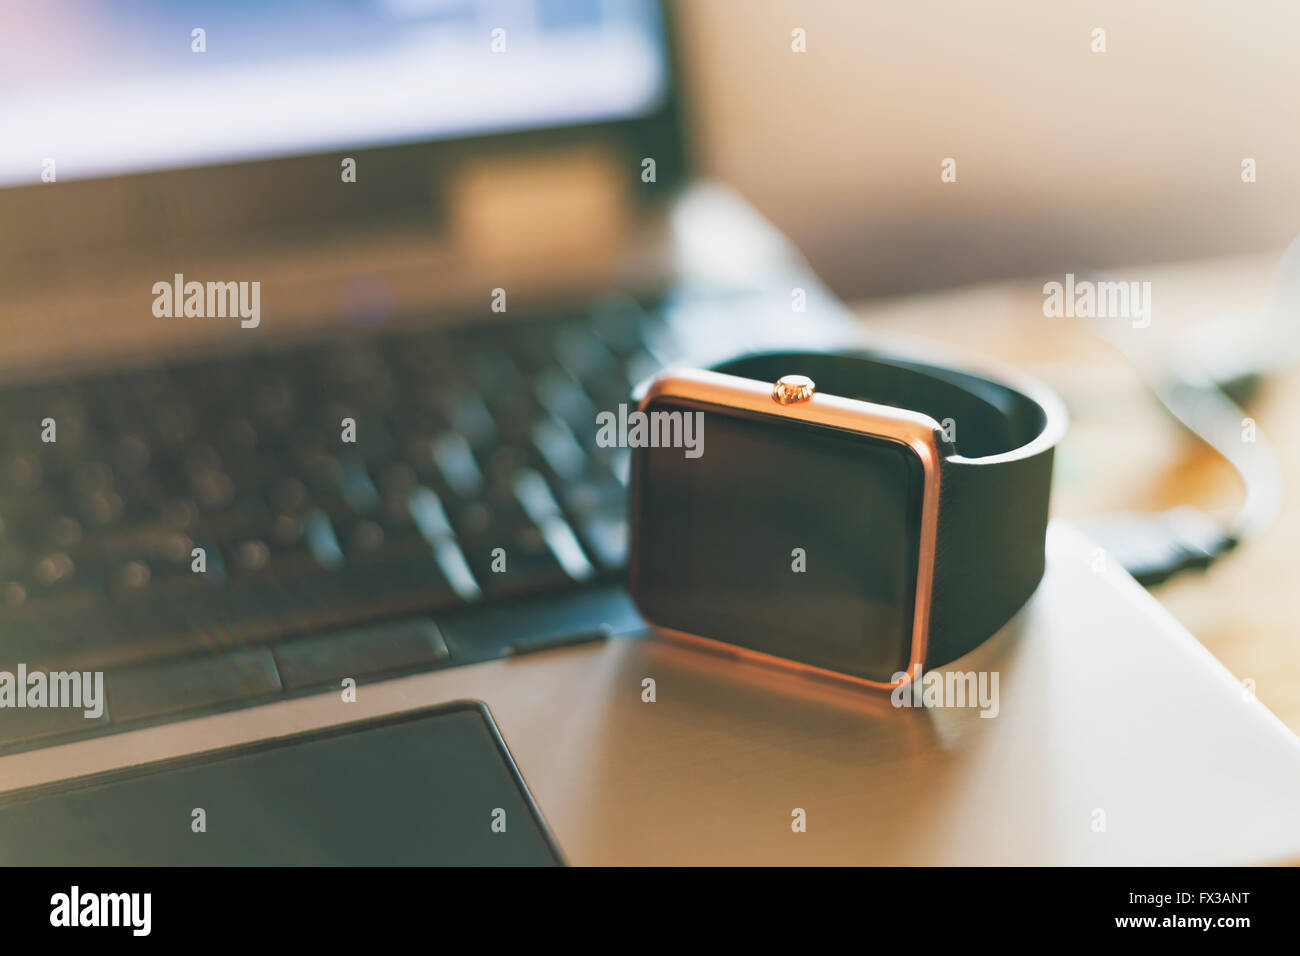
[627,349,1067,690]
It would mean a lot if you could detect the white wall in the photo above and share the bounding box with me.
[672,0,1300,296]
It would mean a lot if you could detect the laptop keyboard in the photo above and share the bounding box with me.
[0,293,685,751]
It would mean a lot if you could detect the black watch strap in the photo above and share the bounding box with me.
[710,350,1066,668]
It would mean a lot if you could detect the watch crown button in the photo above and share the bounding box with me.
[772,374,816,405]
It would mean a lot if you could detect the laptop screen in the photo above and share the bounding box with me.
[0,0,671,186]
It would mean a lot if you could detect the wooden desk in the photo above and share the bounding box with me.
[852,251,1300,733]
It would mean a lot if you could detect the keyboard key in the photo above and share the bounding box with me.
[273,617,449,690]
[438,584,643,664]
[445,394,495,447]
[105,648,282,723]
[350,417,397,462]
[232,538,273,572]
[512,468,562,522]
[457,524,571,599]
[532,416,588,480]
[562,475,626,517]
[0,692,110,751]
[408,486,454,539]
[341,518,385,558]
[555,326,616,381]
[339,457,380,513]
[534,515,594,583]
[409,487,481,601]
[427,539,480,602]
[535,368,595,430]
[481,443,532,496]
[430,433,483,497]
[512,469,595,583]
[578,511,628,570]
[304,508,345,570]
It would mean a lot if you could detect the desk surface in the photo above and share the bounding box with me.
[852,252,1300,735]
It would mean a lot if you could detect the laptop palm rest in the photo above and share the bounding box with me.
[0,701,561,865]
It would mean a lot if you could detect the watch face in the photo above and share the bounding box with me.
[631,399,925,684]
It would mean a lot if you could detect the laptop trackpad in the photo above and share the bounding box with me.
[0,702,562,865]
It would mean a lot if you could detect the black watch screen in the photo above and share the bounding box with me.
[631,399,925,683]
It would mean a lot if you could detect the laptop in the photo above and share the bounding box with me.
[3,1,1300,866]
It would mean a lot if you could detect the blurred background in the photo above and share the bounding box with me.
[673,0,1300,297]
